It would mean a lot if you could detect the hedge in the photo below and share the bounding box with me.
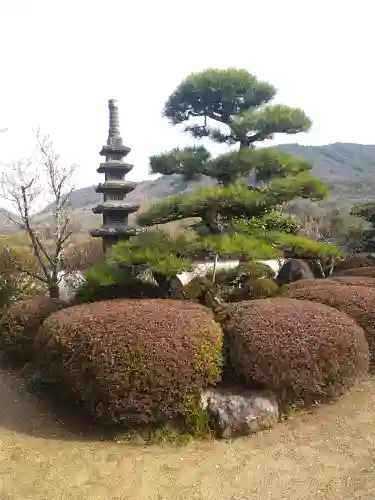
[333,255,375,274]
[0,296,66,361]
[35,299,223,427]
[282,276,375,294]
[280,278,339,294]
[333,267,375,278]
[224,298,369,405]
[283,285,375,364]
[330,276,375,289]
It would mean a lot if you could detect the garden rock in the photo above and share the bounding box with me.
[201,386,279,439]
[275,258,314,285]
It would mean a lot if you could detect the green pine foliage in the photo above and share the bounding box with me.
[163,68,311,146]
[230,213,299,236]
[149,146,210,180]
[109,231,194,276]
[265,233,340,259]
[137,184,267,226]
[111,68,339,290]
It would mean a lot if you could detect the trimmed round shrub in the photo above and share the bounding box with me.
[333,255,375,274]
[35,299,223,427]
[184,276,218,300]
[0,296,66,361]
[330,276,375,289]
[333,266,375,278]
[283,285,375,364]
[224,298,369,405]
[280,278,339,294]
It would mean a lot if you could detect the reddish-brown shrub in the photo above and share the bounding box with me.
[35,299,223,427]
[224,298,369,405]
[280,278,339,294]
[333,267,375,278]
[0,296,66,361]
[330,276,375,289]
[283,285,375,364]
[333,255,375,274]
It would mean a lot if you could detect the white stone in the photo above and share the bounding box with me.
[57,271,84,301]
[201,386,279,439]
[177,258,285,285]
[57,258,285,296]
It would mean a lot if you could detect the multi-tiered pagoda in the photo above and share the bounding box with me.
[91,99,139,252]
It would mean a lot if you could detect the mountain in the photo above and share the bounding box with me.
[278,143,375,202]
[0,208,20,234]
[34,174,215,234]
[2,142,375,235]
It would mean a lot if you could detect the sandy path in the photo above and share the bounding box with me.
[0,367,374,500]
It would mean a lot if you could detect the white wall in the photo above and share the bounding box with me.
[57,259,285,298]
[177,259,285,285]
[57,271,84,301]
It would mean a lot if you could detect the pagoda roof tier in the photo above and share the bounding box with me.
[92,202,140,215]
[90,226,140,238]
[99,144,131,157]
[95,181,137,194]
[97,161,133,174]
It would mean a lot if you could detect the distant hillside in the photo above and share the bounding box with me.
[2,142,375,234]
[279,143,375,202]
[0,208,19,234]
[35,176,214,233]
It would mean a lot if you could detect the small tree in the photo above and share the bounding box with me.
[350,202,375,252]
[0,242,45,309]
[0,130,76,298]
[63,237,104,272]
[133,70,338,270]
[164,68,312,150]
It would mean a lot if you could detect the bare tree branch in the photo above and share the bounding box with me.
[0,130,77,298]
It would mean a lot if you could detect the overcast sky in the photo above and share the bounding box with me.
[0,0,373,190]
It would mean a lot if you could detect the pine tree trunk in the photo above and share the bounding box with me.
[212,254,218,282]
[48,282,60,299]
[153,272,189,300]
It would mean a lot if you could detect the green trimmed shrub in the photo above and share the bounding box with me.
[282,284,375,365]
[333,266,375,278]
[224,298,369,405]
[35,299,223,428]
[73,278,164,304]
[225,277,279,302]
[212,261,275,283]
[184,276,218,306]
[0,296,66,361]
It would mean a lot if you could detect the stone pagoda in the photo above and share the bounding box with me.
[91,99,139,252]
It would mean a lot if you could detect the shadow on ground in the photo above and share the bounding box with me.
[1,363,375,498]
[0,362,117,442]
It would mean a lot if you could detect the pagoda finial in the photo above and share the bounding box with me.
[108,99,123,146]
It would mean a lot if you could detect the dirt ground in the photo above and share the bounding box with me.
[0,367,375,500]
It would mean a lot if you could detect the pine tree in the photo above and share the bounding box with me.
[105,69,340,295]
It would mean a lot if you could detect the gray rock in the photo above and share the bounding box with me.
[201,386,279,439]
[275,258,314,286]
